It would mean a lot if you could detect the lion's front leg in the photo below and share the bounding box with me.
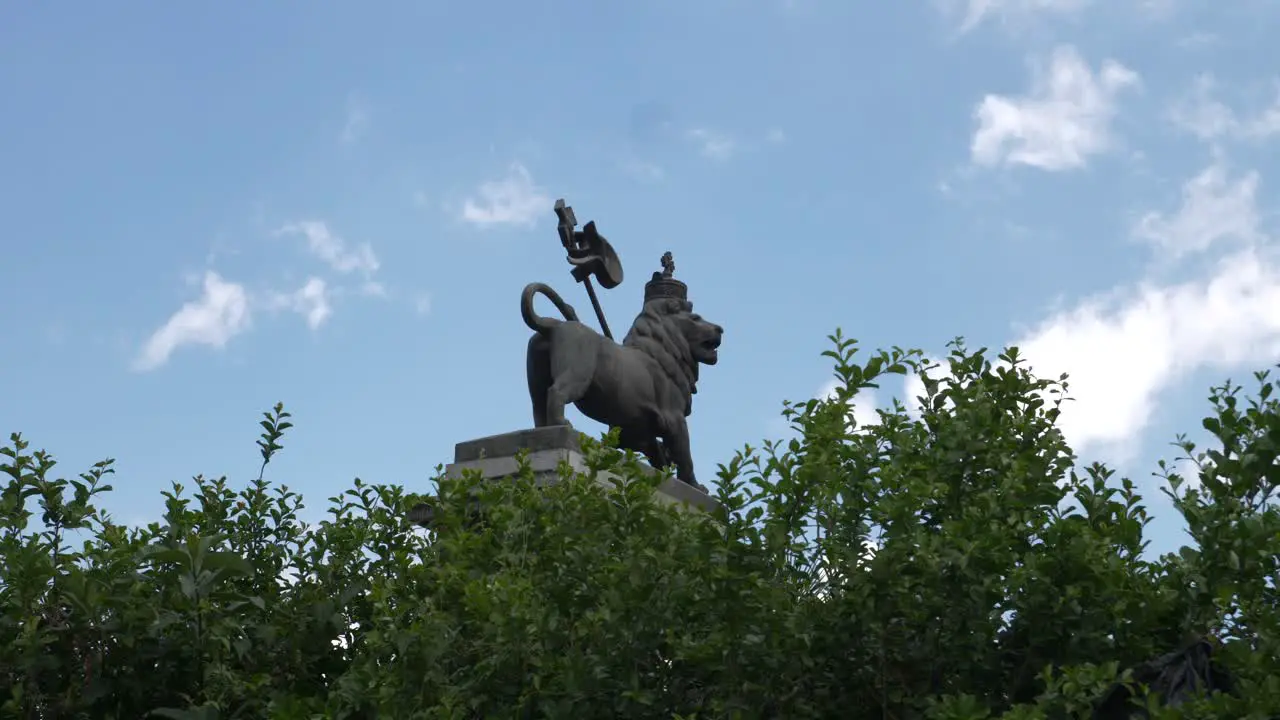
[618,426,669,472]
[665,417,698,487]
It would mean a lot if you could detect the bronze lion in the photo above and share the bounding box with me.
[521,282,723,487]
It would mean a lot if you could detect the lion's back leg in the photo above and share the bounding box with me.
[527,334,553,427]
[544,327,597,427]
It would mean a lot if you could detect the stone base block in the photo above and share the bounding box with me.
[442,426,721,514]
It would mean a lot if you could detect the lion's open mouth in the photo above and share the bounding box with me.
[699,335,721,362]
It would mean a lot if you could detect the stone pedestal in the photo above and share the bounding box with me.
[441,426,721,514]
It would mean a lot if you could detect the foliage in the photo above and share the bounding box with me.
[1,335,1278,719]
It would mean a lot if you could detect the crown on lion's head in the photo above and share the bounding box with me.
[644,250,687,304]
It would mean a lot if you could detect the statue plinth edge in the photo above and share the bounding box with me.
[408,427,722,528]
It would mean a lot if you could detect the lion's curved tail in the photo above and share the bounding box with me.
[521,282,579,334]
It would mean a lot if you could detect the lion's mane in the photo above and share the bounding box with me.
[622,298,700,415]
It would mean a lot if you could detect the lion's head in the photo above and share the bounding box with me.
[622,298,724,415]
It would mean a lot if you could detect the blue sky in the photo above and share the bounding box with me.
[3,1,1278,555]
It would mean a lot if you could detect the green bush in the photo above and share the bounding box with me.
[2,333,1277,719]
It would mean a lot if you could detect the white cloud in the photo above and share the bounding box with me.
[1168,76,1236,140]
[269,277,332,330]
[956,0,1090,33]
[1175,32,1218,50]
[687,128,736,161]
[138,219,386,369]
[901,355,950,419]
[1137,0,1176,20]
[861,537,880,562]
[818,378,881,431]
[903,372,927,419]
[1171,454,1206,493]
[414,293,432,316]
[296,280,332,329]
[621,158,664,182]
[460,163,550,228]
[971,45,1138,171]
[1013,162,1280,458]
[135,272,251,371]
[275,221,379,277]
[341,95,369,144]
[1134,163,1261,258]
[1168,74,1280,142]
[44,323,67,347]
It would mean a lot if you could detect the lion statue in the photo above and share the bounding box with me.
[521,281,723,488]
